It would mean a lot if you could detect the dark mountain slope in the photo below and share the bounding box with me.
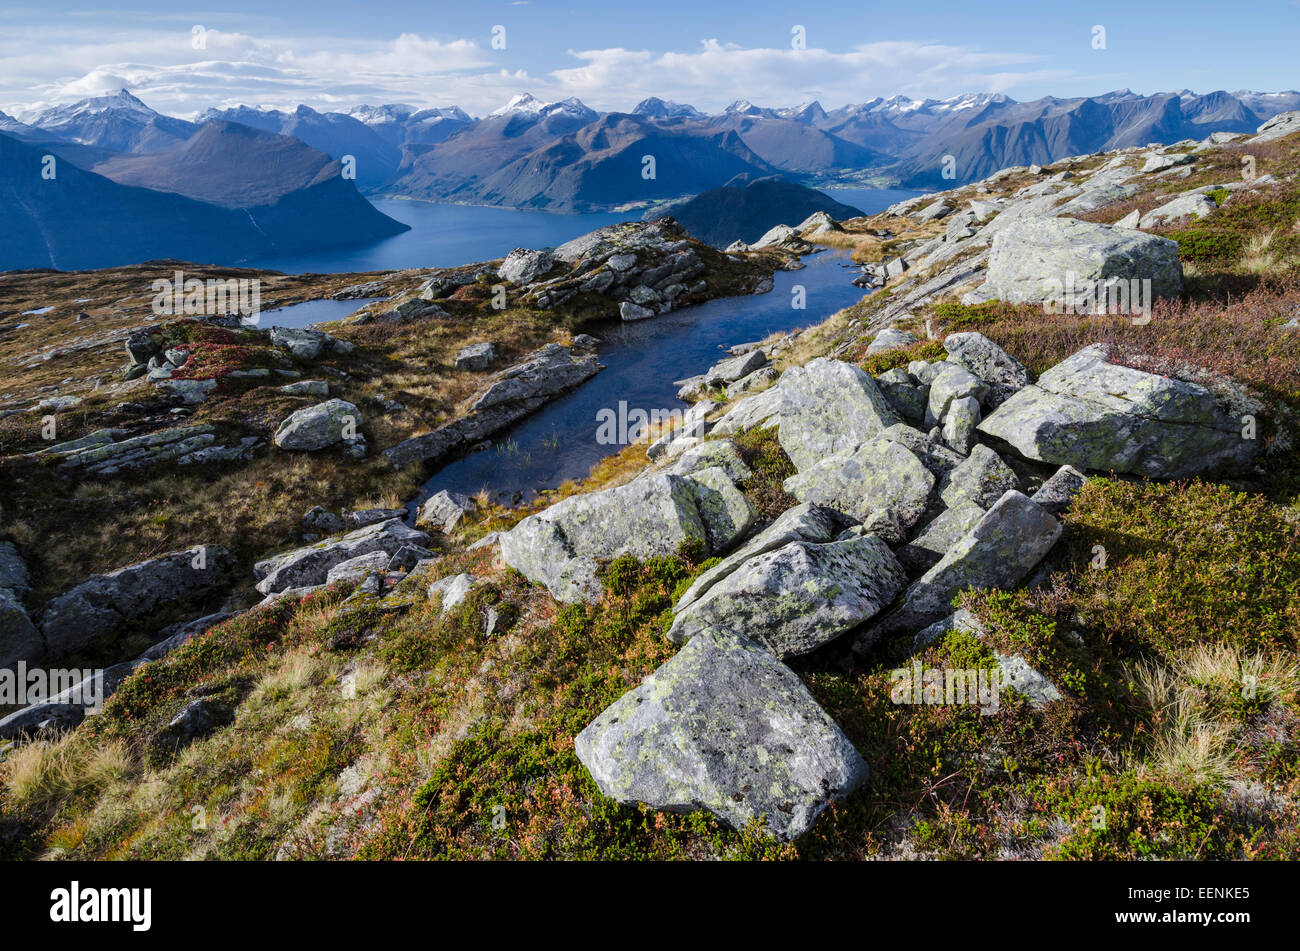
[655,174,864,246]
[92,121,408,245]
[0,131,272,270]
[466,114,780,211]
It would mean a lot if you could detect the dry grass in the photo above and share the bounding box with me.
[1127,658,1235,784]
[1,735,130,809]
[1125,643,1300,786]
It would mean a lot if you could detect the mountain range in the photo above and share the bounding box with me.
[15,87,1300,207]
[4,86,1300,269]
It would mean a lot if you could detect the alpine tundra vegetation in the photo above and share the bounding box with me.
[3,110,1300,863]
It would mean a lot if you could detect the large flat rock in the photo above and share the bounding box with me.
[667,532,907,658]
[500,466,754,603]
[978,344,1257,478]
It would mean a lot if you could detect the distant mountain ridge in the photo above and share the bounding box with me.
[11,85,1300,220]
[0,118,408,271]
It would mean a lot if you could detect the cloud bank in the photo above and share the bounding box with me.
[0,23,1068,118]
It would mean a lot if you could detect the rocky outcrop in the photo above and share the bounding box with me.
[40,546,234,657]
[35,424,259,476]
[575,626,868,841]
[383,344,600,469]
[500,466,753,603]
[978,344,1258,478]
[860,491,1061,647]
[254,519,429,595]
[523,218,732,317]
[1247,110,1300,144]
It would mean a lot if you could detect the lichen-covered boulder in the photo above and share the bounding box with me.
[865,327,919,355]
[778,358,898,471]
[273,399,363,451]
[575,626,869,841]
[1139,194,1216,229]
[500,467,753,603]
[497,248,553,284]
[926,363,988,429]
[783,436,935,542]
[270,326,345,360]
[428,573,477,614]
[663,440,752,483]
[666,532,907,658]
[703,349,768,386]
[941,396,981,455]
[325,551,391,584]
[942,332,1030,406]
[971,217,1183,306]
[978,344,1258,478]
[673,503,839,614]
[877,371,928,429]
[880,423,965,478]
[455,342,497,371]
[710,384,783,435]
[860,491,1061,646]
[417,489,477,533]
[685,466,757,551]
[1030,464,1088,514]
[938,444,1020,509]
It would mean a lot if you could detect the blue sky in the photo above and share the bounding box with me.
[2,0,1296,117]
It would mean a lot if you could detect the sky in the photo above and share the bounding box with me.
[2,0,1297,119]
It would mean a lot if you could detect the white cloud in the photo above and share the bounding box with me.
[549,39,1067,112]
[0,25,1071,119]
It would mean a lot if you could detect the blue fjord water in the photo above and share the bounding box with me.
[414,246,871,507]
[248,188,922,274]
[243,187,920,504]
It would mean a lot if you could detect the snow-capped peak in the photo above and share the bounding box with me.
[489,94,594,122]
[39,89,156,122]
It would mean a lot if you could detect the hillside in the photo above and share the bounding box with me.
[3,111,1300,862]
[654,174,865,246]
